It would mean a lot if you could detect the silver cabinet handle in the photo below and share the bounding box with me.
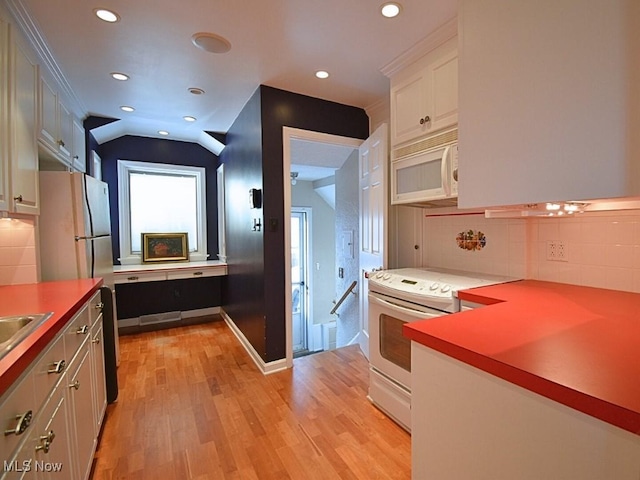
[13,194,23,203]
[35,430,55,453]
[76,325,89,335]
[4,410,33,436]
[57,139,65,147]
[127,276,139,281]
[69,380,80,390]
[95,302,104,310]
[47,360,66,374]
[92,337,101,345]
[193,271,203,276]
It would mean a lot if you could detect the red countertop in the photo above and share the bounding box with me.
[403,280,640,435]
[0,279,103,397]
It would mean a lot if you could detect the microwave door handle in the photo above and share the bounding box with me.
[441,145,452,196]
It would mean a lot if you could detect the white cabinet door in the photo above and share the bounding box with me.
[57,100,73,163]
[67,347,95,480]
[391,37,458,146]
[458,0,640,208]
[10,32,38,215]
[31,385,75,480]
[90,321,107,435]
[71,119,85,172]
[38,76,58,154]
[0,17,9,212]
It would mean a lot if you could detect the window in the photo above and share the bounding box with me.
[117,160,207,264]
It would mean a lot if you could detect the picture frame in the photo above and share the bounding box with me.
[141,233,189,263]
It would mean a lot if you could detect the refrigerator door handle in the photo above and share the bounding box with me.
[75,234,110,241]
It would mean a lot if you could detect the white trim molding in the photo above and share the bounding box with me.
[220,309,288,375]
[116,159,207,265]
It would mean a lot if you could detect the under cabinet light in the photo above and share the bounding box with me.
[381,2,402,18]
[95,8,120,23]
[111,72,129,81]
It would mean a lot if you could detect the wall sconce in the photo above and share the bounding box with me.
[290,172,298,185]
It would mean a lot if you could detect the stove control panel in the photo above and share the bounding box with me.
[371,271,454,298]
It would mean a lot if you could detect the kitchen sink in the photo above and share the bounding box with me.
[0,313,54,361]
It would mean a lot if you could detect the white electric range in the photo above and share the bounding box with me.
[367,267,519,431]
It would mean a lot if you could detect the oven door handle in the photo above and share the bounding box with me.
[369,293,441,318]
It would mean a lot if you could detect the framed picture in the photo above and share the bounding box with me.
[141,233,189,263]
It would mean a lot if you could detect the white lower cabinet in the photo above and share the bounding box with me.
[67,347,94,480]
[0,290,107,480]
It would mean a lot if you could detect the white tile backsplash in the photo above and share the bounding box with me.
[0,218,38,286]
[422,209,640,293]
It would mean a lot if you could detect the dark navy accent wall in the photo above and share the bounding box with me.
[222,85,369,362]
[220,88,266,359]
[97,135,220,264]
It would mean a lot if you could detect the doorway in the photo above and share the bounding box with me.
[283,127,363,368]
[291,208,310,355]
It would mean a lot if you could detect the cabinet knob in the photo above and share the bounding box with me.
[127,276,139,281]
[4,410,33,436]
[193,271,203,276]
[414,245,420,250]
[13,194,23,203]
[73,155,79,160]
[69,380,80,390]
[95,302,104,310]
[47,360,66,375]
[92,337,101,345]
[57,139,65,148]
[76,325,89,335]
[36,430,56,453]
[419,115,431,125]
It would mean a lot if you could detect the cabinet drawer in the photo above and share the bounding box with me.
[63,304,91,363]
[88,290,103,326]
[0,369,36,464]
[114,272,167,284]
[166,269,217,281]
[31,330,66,411]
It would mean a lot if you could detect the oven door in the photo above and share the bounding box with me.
[368,291,446,390]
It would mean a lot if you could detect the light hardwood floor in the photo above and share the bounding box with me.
[91,318,411,479]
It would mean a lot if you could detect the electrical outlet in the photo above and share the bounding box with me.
[547,241,568,262]
[556,241,568,261]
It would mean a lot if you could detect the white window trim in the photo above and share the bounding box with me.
[117,159,207,265]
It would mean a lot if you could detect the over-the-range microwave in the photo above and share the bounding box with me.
[391,136,458,207]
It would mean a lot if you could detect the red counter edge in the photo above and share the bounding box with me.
[0,280,103,397]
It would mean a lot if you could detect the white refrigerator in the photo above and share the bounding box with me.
[39,172,120,400]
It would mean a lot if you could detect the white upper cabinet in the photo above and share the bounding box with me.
[38,74,83,170]
[72,118,86,172]
[458,0,640,209]
[0,19,39,216]
[0,16,9,212]
[390,37,458,147]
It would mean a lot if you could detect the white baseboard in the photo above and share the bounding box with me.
[220,308,289,375]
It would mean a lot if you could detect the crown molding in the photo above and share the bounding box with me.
[4,0,87,117]
[380,16,458,78]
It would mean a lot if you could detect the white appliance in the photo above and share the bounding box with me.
[391,139,458,206]
[367,267,517,431]
[39,172,120,369]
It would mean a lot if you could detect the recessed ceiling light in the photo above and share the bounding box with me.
[381,2,402,18]
[158,130,170,136]
[188,87,205,95]
[183,116,197,122]
[111,72,129,81]
[120,106,135,112]
[192,32,232,54]
[315,70,330,79]
[94,8,120,23]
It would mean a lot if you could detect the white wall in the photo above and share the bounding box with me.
[529,210,640,292]
[421,209,640,293]
[0,218,37,285]
[291,180,336,326]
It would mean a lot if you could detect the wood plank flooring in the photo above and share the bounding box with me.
[91,318,411,479]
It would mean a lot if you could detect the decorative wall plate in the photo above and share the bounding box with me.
[456,229,487,251]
